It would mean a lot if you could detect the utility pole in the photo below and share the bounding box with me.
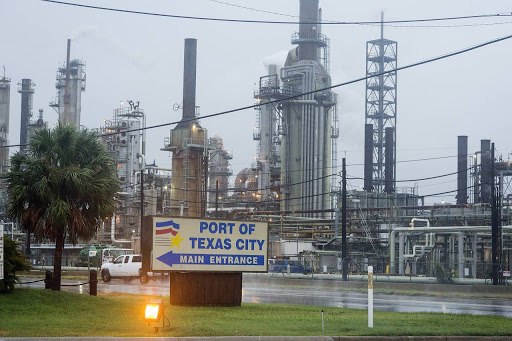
[342,157,348,281]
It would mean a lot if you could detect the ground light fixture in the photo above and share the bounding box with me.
[144,298,166,332]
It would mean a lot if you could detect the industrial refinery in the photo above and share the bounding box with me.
[1,0,511,286]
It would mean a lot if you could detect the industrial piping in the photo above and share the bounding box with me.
[390,225,512,274]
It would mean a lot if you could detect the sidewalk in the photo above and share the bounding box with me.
[2,336,512,340]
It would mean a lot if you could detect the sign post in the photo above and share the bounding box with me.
[368,265,373,328]
[149,217,268,306]
[0,224,4,280]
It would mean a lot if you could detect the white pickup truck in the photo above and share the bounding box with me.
[100,254,166,284]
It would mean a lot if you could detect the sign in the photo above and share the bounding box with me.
[503,271,510,278]
[151,217,268,272]
[0,225,4,280]
[88,250,97,257]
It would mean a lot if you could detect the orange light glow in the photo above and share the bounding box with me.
[145,304,160,321]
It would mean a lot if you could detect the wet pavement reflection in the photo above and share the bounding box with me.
[18,277,512,318]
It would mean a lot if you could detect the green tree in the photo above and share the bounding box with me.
[1,234,31,293]
[434,264,454,284]
[3,124,119,290]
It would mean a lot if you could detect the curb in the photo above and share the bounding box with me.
[2,336,512,340]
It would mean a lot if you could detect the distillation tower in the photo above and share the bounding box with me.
[279,0,338,217]
[18,79,35,154]
[162,38,208,218]
[0,72,10,215]
[26,109,47,145]
[0,73,10,174]
[364,14,397,193]
[100,101,147,241]
[252,65,282,209]
[50,59,86,127]
[208,136,232,210]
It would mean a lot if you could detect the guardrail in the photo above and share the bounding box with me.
[18,270,98,295]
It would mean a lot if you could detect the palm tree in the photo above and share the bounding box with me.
[3,124,119,290]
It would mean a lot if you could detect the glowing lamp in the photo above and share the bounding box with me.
[144,299,164,322]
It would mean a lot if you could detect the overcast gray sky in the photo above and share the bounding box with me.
[2,0,511,204]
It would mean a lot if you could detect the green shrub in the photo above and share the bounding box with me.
[1,235,31,293]
[434,264,454,284]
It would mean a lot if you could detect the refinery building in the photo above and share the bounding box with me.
[0,0,510,283]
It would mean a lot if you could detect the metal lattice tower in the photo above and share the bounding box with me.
[364,13,397,193]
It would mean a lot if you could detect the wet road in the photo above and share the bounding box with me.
[18,277,512,318]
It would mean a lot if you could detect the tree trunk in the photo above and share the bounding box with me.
[52,228,65,291]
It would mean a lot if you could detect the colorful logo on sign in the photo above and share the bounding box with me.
[155,220,180,236]
[155,220,183,249]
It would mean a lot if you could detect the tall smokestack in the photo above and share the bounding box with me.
[480,139,491,203]
[298,0,319,61]
[384,127,395,193]
[18,79,35,154]
[166,38,207,219]
[364,124,373,191]
[457,136,468,204]
[177,38,198,129]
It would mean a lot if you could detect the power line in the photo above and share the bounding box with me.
[347,166,473,183]
[386,21,512,29]
[416,179,456,188]
[146,172,336,194]
[40,1,512,25]
[97,33,512,141]
[4,32,512,152]
[208,0,300,20]
[345,154,461,167]
[236,153,472,179]
[208,0,512,29]
[346,184,474,199]
[127,166,472,205]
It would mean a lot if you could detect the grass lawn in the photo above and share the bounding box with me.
[0,288,511,337]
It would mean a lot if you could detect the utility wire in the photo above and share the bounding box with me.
[208,0,300,20]
[144,172,337,194]
[346,184,474,199]
[386,21,512,28]
[233,153,472,179]
[140,163,469,195]
[347,166,473,183]
[208,0,512,29]
[4,32,512,151]
[345,155,460,167]
[416,179,456,188]
[122,187,336,206]
[97,32,512,140]
[120,180,473,207]
[132,167,469,203]
[40,1,512,25]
